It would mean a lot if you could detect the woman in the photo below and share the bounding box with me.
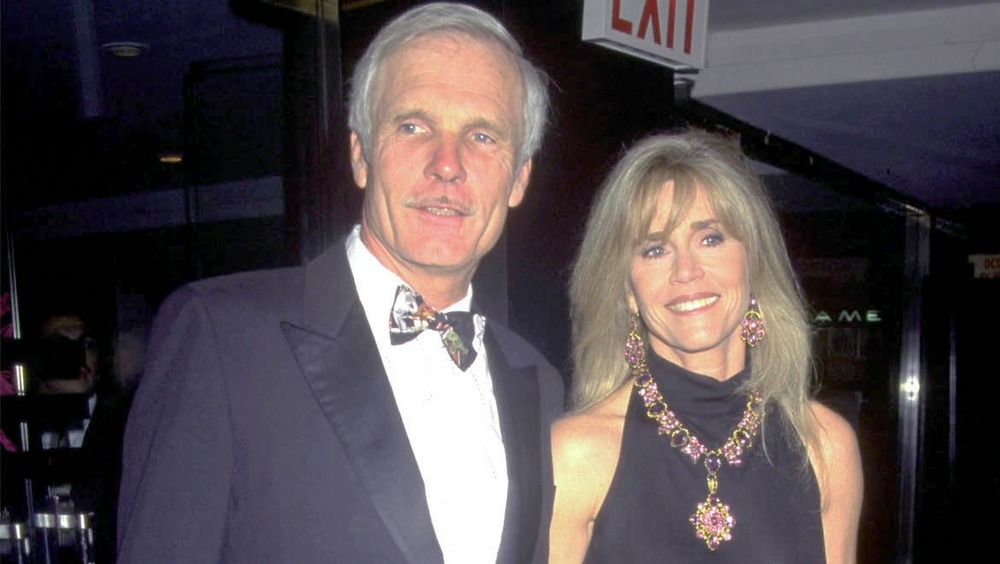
[550,129,862,563]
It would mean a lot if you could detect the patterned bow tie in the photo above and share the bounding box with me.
[389,285,478,371]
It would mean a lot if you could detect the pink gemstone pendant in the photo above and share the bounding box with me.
[690,495,735,551]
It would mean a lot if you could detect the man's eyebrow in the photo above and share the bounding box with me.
[386,110,511,140]
[387,109,431,124]
[466,118,510,140]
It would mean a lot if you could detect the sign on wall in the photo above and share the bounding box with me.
[582,0,709,70]
[969,254,1000,279]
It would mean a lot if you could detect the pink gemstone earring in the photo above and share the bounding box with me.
[739,297,765,348]
[625,311,644,366]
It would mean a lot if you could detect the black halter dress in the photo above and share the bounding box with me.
[584,353,826,563]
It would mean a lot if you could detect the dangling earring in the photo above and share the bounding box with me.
[625,311,645,368]
[739,297,766,348]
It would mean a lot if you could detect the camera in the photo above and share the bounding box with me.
[1,336,89,382]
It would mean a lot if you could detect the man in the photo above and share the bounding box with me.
[36,311,100,449]
[116,3,564,563]
[36,313,99,396]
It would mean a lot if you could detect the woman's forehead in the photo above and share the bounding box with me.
[644,180,717,228]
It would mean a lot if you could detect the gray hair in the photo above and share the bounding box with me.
[568,128,818,451]
[347,2,550,167]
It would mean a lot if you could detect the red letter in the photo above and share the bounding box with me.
[666,0,676,48]
[638,0,662,45]
[684,0,696,54]
[612,0,633,34]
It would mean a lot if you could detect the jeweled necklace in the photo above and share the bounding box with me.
[626,338,763,551]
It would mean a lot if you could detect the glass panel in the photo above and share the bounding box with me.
[758,164,908,563]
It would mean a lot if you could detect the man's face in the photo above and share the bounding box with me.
[352,33,531,301]
[42,314,98,391]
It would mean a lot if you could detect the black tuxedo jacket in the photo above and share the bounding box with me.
[116,241,565,563]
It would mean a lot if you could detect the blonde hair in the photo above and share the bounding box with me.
[568,128,818,451]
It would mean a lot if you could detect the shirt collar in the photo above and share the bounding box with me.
[345,225,476,329]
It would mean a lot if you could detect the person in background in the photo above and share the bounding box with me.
[36,311,100,449]
[549,128,863,563]
[116,3,564,563]
[0,290,17,452]
[75,322,148,564]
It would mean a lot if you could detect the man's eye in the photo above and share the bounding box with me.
[399,123,420,134]
[472,132,495,144]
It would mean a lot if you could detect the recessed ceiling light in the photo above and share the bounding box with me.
[102,41,149,59]
[158,151,183,164]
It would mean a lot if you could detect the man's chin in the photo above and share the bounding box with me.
[403,247,482,274]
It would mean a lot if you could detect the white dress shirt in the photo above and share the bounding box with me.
[41,392,96,449]
[346,226,508,564]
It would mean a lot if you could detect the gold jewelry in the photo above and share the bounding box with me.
[625,316,763,550]
[739,297,765,348]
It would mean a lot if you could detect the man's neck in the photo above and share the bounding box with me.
[402,274,472,311]
[357,228,474,310]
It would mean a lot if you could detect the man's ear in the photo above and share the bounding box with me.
[507,158,532,208]
[350,131,368,189]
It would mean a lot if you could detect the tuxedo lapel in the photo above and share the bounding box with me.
[485,329,544,564]
[281,244,443,564]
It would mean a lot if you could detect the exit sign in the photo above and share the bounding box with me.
[582,0,709,70]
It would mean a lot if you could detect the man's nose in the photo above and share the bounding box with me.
[425,135,466,183]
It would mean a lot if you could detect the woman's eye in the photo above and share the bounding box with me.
[641,245,666,258]
[703,233,725,246]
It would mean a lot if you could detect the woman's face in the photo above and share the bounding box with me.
[628,181,750,377]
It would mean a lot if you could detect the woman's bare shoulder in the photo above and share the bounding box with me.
[808,401,861,458]
[553,382,634,494]
[550,381,634,563]
[554,383,633,456]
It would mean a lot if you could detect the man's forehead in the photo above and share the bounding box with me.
[376,33,523,107]
[44,315,86,337]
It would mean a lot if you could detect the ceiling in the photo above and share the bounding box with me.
[3,0,998,222]
[699,0,1000,212]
